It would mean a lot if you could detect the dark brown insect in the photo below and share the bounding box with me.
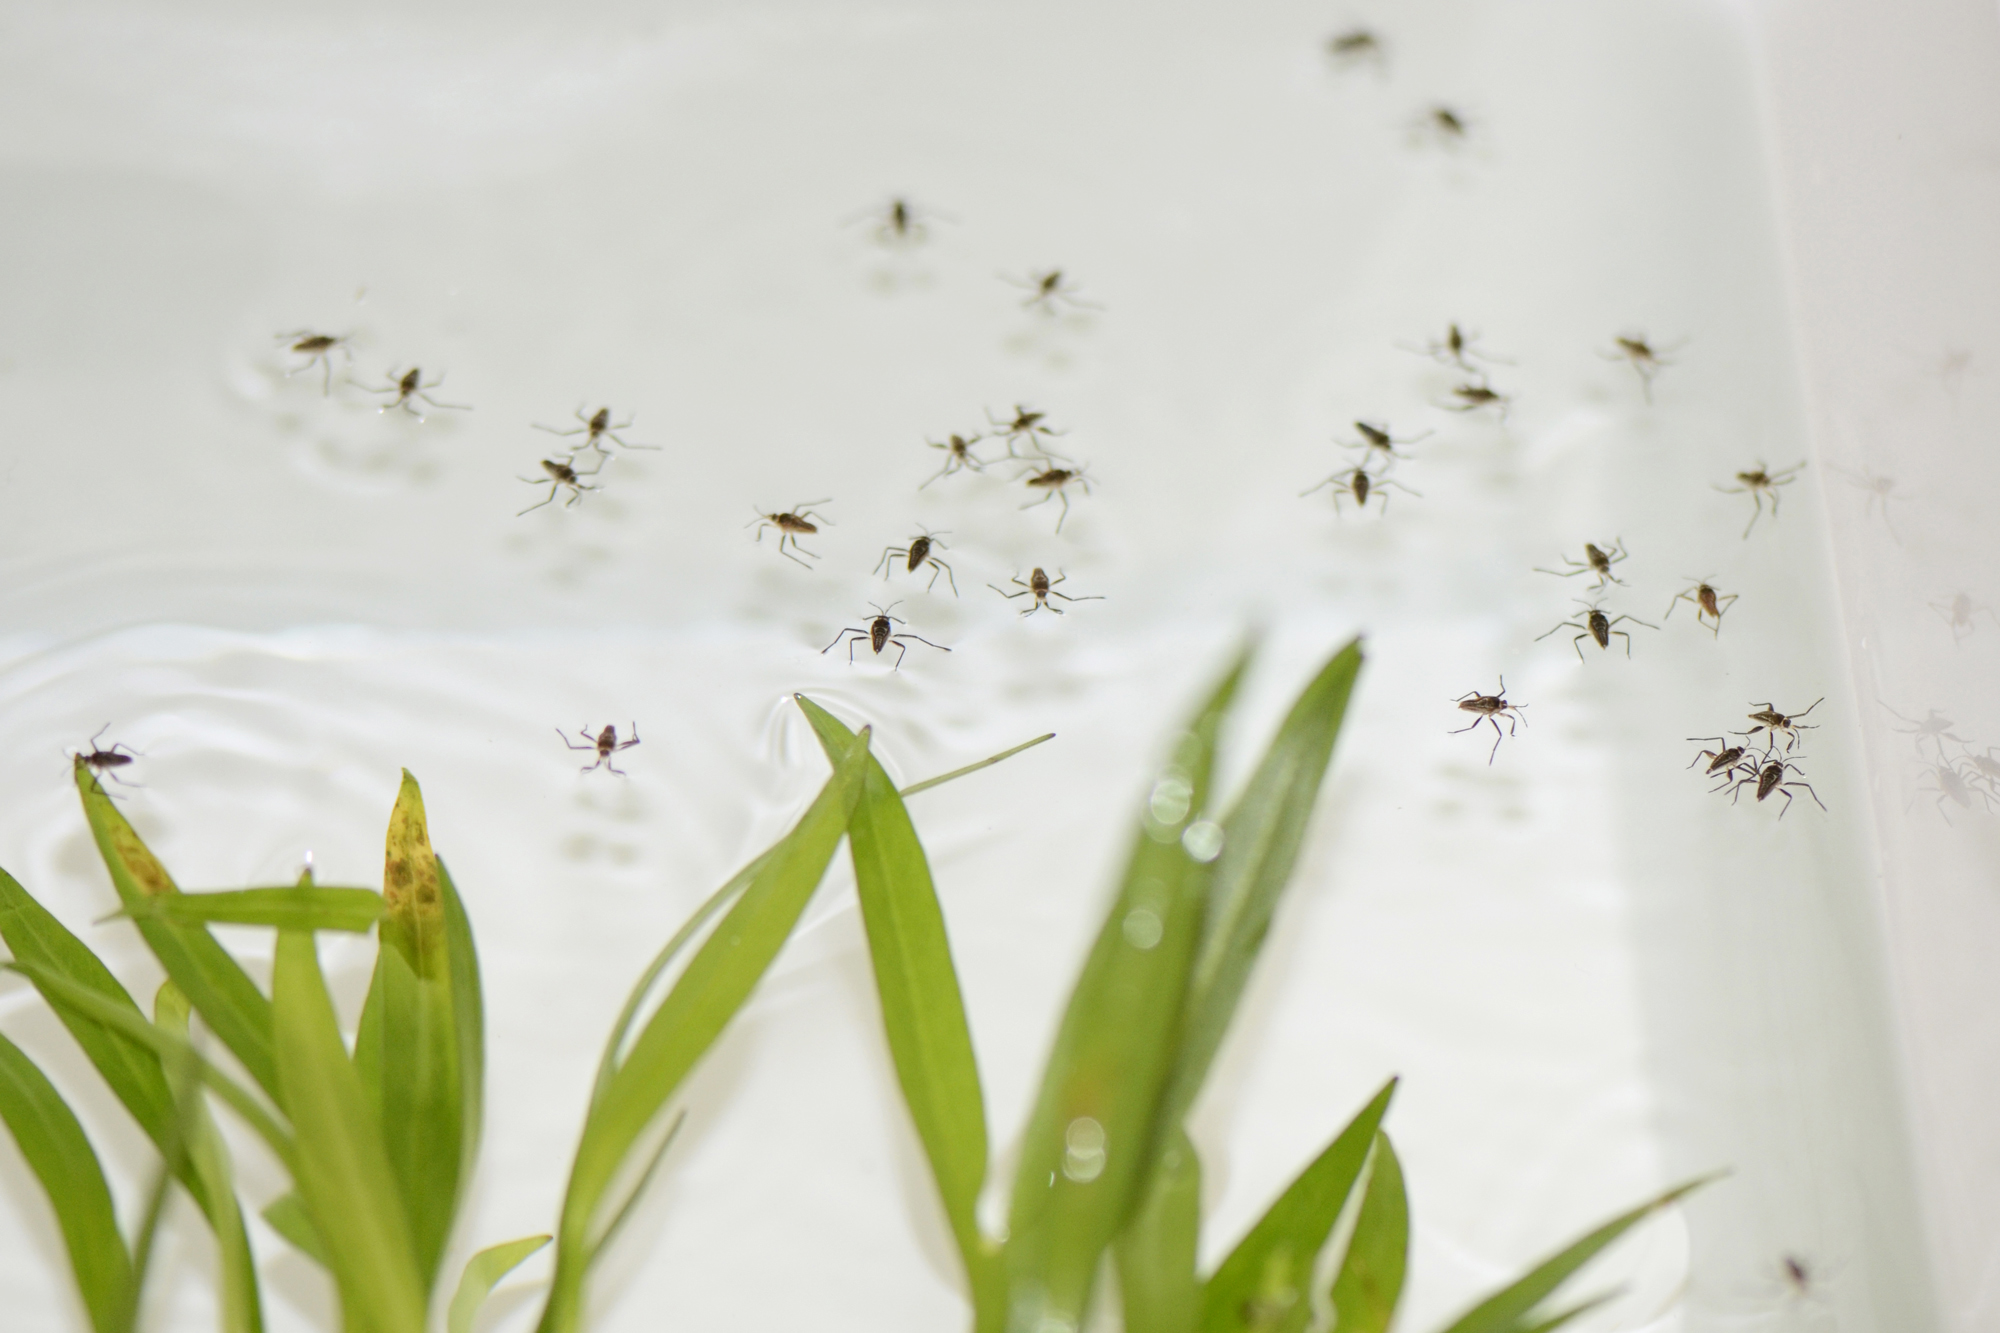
[534,405,658,456]
[922,432,989,487]
[276,330,352,395]
[990,568,1104,617]
[1534,540,1629,590]
[74,725,141,790]
[1341,420,1432,466]
[875,528,957,595]
[1402,322,1509,371]
[1716,460,1803,538]
[1602,334,1681,403]
[1667,579,1737,637]
[823,602,949,669]
[1737,699,1822,753]
[844,196,947,248]
[1021,464,1093,532]
[1725,755,1826,816]
[1326,27,1383,68]
[1003,268,1100,315]
[987,405,1069,458]
[1442,379,1510,418]
[365,365,469,419]
[558,723,641,775]
[1301,462,1418,515]
[1450,677,1527,765]
[1416,103,1471,146]
[517,456,604,515]
[748,499,833,567]
[1932,591,1998,643]
[1535,601,1657,662]
[1687,737,1749,780]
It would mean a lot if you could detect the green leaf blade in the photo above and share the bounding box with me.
[153,982,266,1333]
[353,773,479,1296]
[794,697,996,1307]
[75,763,280,1101]
[1114,1127,1203,1333]
[130,887,384,933]
[536,727,873,1333]
[0,1032,134,1333]
[1200,1078,1396,1333]
[271,928,426,1333]
[1328,1132,1408,1333]
[1432,1176,1716,1333]
[1170,639,1363,1126]
[448,1235,551,1333]
[1003,651,1252,1332]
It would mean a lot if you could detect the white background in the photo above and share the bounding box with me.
[0,1,1991,1330]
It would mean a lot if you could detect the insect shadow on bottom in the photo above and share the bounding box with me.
[823,603,949,670]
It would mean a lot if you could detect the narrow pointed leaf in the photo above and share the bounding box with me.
[1114,1126,1203,1333]
[795,696,996,1304]
[1432,1176,1715,1333]
[261,1193,328,1267]
[75,762,279,1100]
[897,732,1055,797]
[1516,1291,1620,1333]
[6,960,294,1166]
[1003,650,1251,1333]
[126,887,383,933]
[0,1032,133,1333]
[448,1235,551,1333]
[353,772,478,1294]
[536,728,873,1333]
[0,865,201,1207]
[153,982,265,1333]
[1167,640,1363,1127]
[272,927,426,1333]
[1200,1078,1396,1333]
[1328,1132,1407,1333]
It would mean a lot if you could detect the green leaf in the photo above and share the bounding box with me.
[1327,1132,1408,1333]
[5,960,294,1167]
[152,982,265,1333]
[448,1235,551,1333]
[1114,1127,1202,1333]
[535,727,874,1333]
[794,696,996,1305]
[353,773,480,1295]
[1002,650,1251,1333]
[75,762,280,1101]
[271,927,426,1333]
[0,1031,133,1333]
[261,1193,328,1268]
[1167,640,1363,1129]
[124,887,383,933]
[897,732,1056,797]
[0,865,201,1208]
[1200,1078,1396,1333]
[1432,1176,1717,1333]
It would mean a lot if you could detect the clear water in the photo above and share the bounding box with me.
[0,1,1939,1330]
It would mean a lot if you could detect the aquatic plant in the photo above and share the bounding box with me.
[0,638,1700,1333]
